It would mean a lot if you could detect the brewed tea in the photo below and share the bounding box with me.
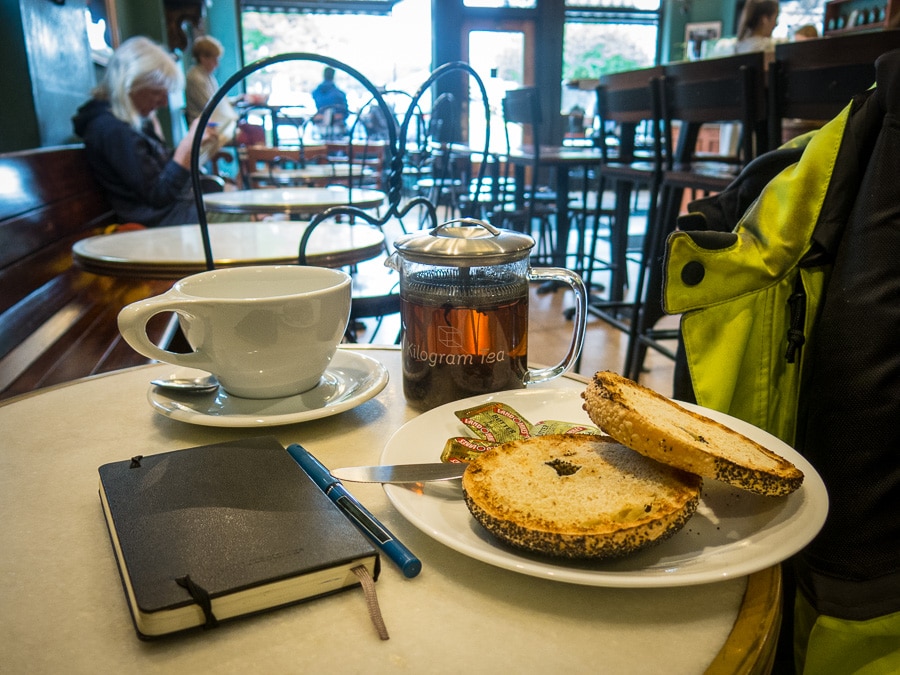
[401,270,528,410]
[390,219,587,411]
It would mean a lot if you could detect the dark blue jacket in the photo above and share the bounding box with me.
[72,99,197,227]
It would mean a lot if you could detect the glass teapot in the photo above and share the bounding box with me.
[386,218,587,411]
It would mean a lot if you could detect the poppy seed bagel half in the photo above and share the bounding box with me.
[461,434,702,560]
[582,371,804,497]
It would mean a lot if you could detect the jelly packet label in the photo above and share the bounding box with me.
[529,420,602,436]
[440,436,502,463]
[443,402,601,463]
[454,403,532,442]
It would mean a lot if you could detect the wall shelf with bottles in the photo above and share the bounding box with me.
[823,0,896,34]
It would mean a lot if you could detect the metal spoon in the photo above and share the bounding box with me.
[150,374,220,393]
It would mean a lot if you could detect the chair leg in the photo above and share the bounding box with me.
[580,176,612,292]
[623,177,680,382]
[571,177,633,375]
[537,214,556,266]
[622,217,653,379]
[624,180,679,381]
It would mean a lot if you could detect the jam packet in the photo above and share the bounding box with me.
[445,402,602,462]
[454,402,532,443]
[440,436,503,463]
[529,420,602,436]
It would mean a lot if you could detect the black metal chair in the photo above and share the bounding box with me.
[190,55,494,344]
[189,53,420,344]
[414,93,472,219]
[576,67,665,333]
[490,87,557,265]
[626,51,768,381]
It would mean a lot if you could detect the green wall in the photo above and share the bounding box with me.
[114,0,166,44]
[1,0,92,153]
[208,0,243,89]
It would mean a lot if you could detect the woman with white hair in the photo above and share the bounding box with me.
[72,36,214,227]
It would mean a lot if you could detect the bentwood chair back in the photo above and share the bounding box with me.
[768,29,900,147]
[240,144,330,188]
[626,51,767,381]
[324,139,387,190]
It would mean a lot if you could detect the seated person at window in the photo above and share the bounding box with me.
[734,0,780,54]
[312,66,349,138]
[360,102,396,141]
[185,34,237,131]
[707,0,781,59]
[72,36,215,228]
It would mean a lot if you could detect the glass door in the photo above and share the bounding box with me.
[461,20,534,154]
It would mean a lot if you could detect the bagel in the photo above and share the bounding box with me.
[582,371,803,497]
[461,434,702,560]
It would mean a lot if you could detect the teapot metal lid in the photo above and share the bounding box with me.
[391,218,535,267]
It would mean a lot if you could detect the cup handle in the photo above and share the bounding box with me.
[524,267,587,384]
[117,297,211,371]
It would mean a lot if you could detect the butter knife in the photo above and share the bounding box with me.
[330,463,467,484]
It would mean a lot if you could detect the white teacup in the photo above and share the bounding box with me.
[118,265,351,399]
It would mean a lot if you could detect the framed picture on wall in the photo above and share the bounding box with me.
[684,21,722,60]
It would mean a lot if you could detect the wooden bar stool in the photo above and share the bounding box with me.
[768,29,900,147]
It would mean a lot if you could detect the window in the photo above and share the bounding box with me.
[239,0,432,123]
[773,0,828,38]
[464,0,537,7]
[562,0,660,139]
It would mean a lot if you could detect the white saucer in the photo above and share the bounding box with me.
[147,350,388,427]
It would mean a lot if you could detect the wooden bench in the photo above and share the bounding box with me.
[0,145,177,401]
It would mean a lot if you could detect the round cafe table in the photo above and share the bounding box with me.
[0,346,779,673]
[72,221,385,280]
[203,186,385,217]
[250,162,375,187]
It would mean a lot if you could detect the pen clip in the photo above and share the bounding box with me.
[286,443,340,492]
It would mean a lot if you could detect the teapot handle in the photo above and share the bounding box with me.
[524,266,587,384]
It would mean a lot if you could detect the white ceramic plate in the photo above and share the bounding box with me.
[148,350,388,427]
[381,387,828,588]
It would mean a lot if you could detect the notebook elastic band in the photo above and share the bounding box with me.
[176,575,219,629]
[352,565,389,640]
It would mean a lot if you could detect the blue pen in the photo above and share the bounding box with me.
[286,443,422,579]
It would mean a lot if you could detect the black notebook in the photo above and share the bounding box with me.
[98,436,380,639]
